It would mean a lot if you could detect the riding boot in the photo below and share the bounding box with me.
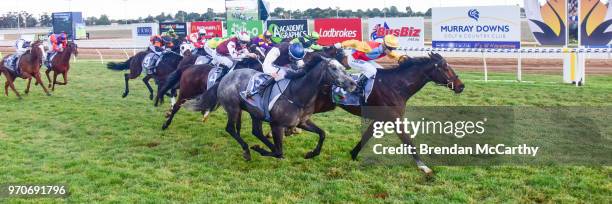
[247,78,274,98]
[354,75,368,96]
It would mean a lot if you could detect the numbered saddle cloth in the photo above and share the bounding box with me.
[3,55,21,76]
[206,66,224,90]
[142,52,162,75]
[332,74,375,106]
[240,73,290,122]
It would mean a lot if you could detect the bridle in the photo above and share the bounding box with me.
[425,58,459,90]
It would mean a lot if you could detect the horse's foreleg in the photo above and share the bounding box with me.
[397,132,433,176]
[224,107,251,161]
[51,72,58,91]
[271,125,286,159]
[161,99,183,130]
[142,75,154,100]
[45,69,51,87]
[122,73,130,98]
[25,78,32,94]
[34,73,51,96]
[350,122,376,160]
[249,117,276,156]
[298,119,326,159]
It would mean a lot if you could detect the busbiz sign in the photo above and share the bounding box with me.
[432,6,521,49]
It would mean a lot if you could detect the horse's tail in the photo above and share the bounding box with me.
[183,83,219,113]
[158,68,183,100]
[106,58,131,71]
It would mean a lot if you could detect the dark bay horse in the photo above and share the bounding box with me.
[160,46,265,130]
[309,52,464,175]
[0,41,50,98]
[184,54,356,161]
[45,42,78,91]
[106,45,182,106]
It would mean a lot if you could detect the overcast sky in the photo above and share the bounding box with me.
[0,0,525,19]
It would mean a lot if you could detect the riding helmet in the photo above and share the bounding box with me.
[383,35,399,49]
[237,32,250,43]
[289,43,305,60]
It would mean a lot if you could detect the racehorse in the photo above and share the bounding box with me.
[106,43,183,106]
[0,41,50,98]
[184,54,356,161]
[160,45,265,130]
[309,52,464,176]
[45,41,78,91]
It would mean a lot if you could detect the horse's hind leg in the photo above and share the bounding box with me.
[122,73,130,98]
[142,75,154,100]
[298,119,326,159]
[398,132,433,176]
[6,76,22,99]
[61,72,68,85]
[224,107,251,161]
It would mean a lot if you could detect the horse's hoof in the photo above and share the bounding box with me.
[201,115,209,124]
[243,151,252,161]
[251,145,270,156]
[149,95,154,100]
[292,127,303,135]
[122,93,128,98]
[161,124,168,130]
[304,151,319,159]
[350,150,359,161]
[418,165,434,177]
[164,111,172,118]
[46,93,52,96]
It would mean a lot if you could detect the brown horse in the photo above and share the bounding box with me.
[0,41,50,99]
[160,45,265,130]
[45,42,78,91]
[308,53,464,176]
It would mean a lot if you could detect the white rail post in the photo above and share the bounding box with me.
[122,49,130,59]
[517,49,522,82]
[133,49,136,56]
[482,50,488,82]
[96,49,104,64]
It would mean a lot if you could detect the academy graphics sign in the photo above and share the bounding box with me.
[266,19,308,42]
[432,6,521,49]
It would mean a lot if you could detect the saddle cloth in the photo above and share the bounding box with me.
[142,52,162,74]
[206,66,223,90]
[240,73,290,122]
[195,55,213,65]
[3,55,21,76]
[332,74,375,106]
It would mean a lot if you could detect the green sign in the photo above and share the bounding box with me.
[226,20,264,37]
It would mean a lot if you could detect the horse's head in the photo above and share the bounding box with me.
[321,45,350,69]
[67,41,79,57]
[308,54,356,92]
[29,40,45,59]
[180,42,193,57]
[248,44,266,60]
[424,52,464,94]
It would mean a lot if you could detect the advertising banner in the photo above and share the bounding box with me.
[52,12,86,40]
[132,23,158,44]
[367,17,424,47]
[266,19,308,42]
[432,6,521,49]
[524,0,568,46]
[190,21,224,38]
[159,22,188,39]
[579,0,612,46]
[226,20,264,37]
[314,18,362,46]
[226,0,259,21]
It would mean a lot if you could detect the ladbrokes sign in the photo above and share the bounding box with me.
[314,18,362,46]
[368,17,424,47]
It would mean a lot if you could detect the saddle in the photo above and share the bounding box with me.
[3,55,21,76]
[195,55,213,65]
[142,52,162,75]
[240,73,290,122]
[332,74,375,106]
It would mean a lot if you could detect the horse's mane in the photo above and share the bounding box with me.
[377,55,435,74]
[303,53,325,71]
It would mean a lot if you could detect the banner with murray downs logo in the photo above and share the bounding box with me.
[226,20,264,37]
[368,17,424,47]
[314,18,362,46]
[432,6,521,49]
[266,19,308,42]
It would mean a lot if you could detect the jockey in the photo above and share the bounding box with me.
[337,35,401,93]
[213,32,257,72]
[166,28,178,39]
[246,42,306,98]
[188,29,208,49]
[11,38,31,68]
[290,31,322,52]
[251,30,274,54]
[148,35,164,55]
[46,31,68,65]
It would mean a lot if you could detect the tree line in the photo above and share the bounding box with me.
[0,6,432,28]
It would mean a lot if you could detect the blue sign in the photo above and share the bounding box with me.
[137,27,152,36]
